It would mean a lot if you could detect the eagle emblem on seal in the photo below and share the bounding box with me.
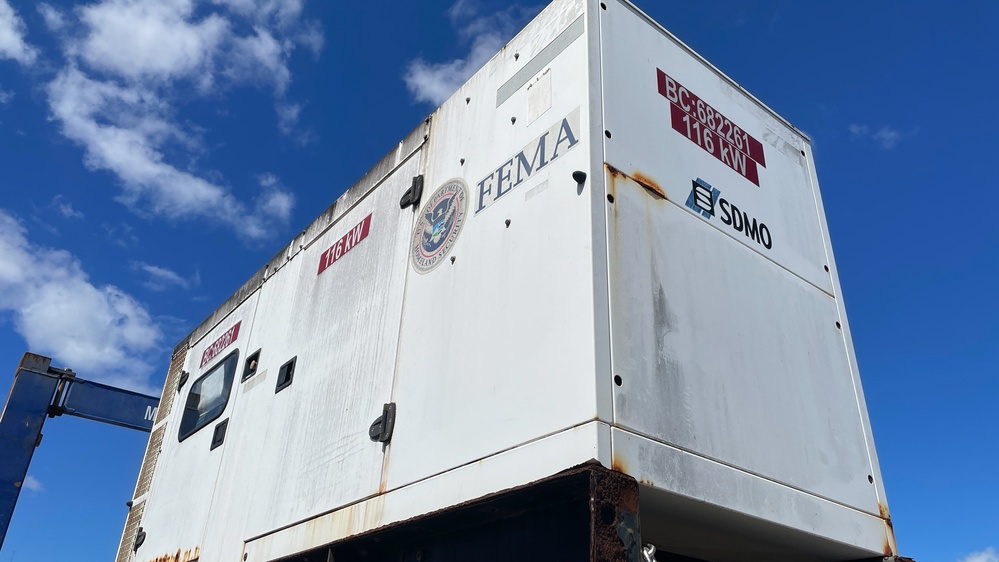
[411,179,468,273]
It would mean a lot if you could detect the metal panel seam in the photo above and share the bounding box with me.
[593,0,615,428]
[301,138,428,254]
[800,145,890,517]
[197,289,264,551]
[243,419,609,544]
[382,146,426,492]
[609,167,837,298]
[613,423,883,519]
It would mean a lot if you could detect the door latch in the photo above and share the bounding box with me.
[368,402,397,443]
[400,175,424,210]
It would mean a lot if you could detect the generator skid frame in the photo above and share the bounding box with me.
[117,1,906,561]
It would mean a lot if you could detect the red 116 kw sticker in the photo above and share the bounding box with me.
[657,69,766,186]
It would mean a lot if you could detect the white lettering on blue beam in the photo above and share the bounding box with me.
[476,108,581,214]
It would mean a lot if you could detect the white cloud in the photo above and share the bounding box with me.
[39,0,323,240]
[0,209,163,392]
[0,85,12,103]
[872,126,903,149]
[848,124,869,137]
[22,474,43,492]
[276,102,300,135]
[225,25,291,95]
[52,195,84,219]
[131,261,196,291]
[57,203,83,218]
[296,20,324,57]
[102,222,139,248]
[47,66,293,240]
[212,0,305,28]
[404,0,540,106]
[37,3,67,32]
[960,547,999,562]
[77,0,229,83]
[0,0,38,65]
[848,123,916,149]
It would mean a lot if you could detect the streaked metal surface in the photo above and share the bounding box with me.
[386,0,594,493]
[131,301,257,560]
[121,1,899,560]
[243,422,611,561]
[600,0,831,293]
[599,0,890,554]
[612,428,890,561]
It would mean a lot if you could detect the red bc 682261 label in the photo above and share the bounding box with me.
[657,69,766,186]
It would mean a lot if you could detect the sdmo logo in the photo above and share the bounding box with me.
[685,177,773,250]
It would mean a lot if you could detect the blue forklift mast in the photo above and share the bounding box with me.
[0,352,159,550]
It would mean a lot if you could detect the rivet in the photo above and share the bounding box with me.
[460,158,465,165]
[450,256,456,264]
[505,219,511,228]
[514,52,520,60]
[511,116,517,124]
[465,97,471,104]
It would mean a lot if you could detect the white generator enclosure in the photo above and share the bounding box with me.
[118,1,896,561]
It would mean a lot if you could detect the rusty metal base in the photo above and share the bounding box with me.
[278,463,643,562]
[272,463,914,562]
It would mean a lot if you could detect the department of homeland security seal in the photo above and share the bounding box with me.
[411,178,468,273]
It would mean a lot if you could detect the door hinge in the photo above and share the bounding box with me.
[400,175,424,210]
[368,402,397,443]
[177,370,189,392]
[133,526,146,551]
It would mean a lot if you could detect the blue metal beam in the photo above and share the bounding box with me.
[0,352,160,550]
[60,378,159,432]
[0,353,61,549]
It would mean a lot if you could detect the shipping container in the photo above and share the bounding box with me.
[117,1,901,561]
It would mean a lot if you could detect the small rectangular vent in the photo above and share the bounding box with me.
[275,356,297,393]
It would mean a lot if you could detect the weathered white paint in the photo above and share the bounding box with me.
[124,1,894,560]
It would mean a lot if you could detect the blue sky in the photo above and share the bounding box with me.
[0,1,995,560]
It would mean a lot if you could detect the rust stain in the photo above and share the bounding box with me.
[377,441,392,495]
[147,546,200,562]
[604,163,620,200]
[879,500,897,555]
[878,501,891,520]
[603,163,666,200]
[610,453,628,474]
[879,502,897,557]
[631,171,666,199]
[363,494,386,532]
